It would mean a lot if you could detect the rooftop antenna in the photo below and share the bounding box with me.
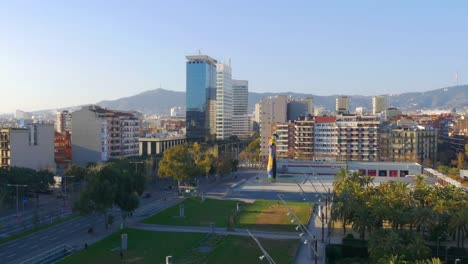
[198,49,202,55]
[229,57,231,67]
[455,70,460,86]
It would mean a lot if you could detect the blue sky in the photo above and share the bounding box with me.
[1,0,467,113]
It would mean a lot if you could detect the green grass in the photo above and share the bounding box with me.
[144,197,238,227]
[59,229,298,264]
[59,229,206,264]
[206,235,297,264]
[144,197,312,232]
[0,214,78,245]
[238,199,313,232]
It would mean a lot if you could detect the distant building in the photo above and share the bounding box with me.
[372,96,388,115]
[15,110,33,120]
[185,55,217,141]
[336,96,349,114]
[355,107,365,115]
[287,98,314,121]
[259,96,287,157]
[170,107,185,117]
[56,110,72,133]
[272,122,295,159]
[383,108,402,121]
[0,124,55,171]
[71,105,140,166]
[232,80,250,138]
[139,136,186,156]
[216,63,233,140]
[294,116,314,160]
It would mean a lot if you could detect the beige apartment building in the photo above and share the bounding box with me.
[0,124,55,171]
[259,96,287,158]
[71,105,141,166]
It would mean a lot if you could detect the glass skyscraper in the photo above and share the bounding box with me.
[185,55,217,141]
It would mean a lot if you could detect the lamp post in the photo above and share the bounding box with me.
[247,229,276,264]
[6,184,28,220]
[61,176,74,211]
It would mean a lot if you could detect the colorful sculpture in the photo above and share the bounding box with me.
[267,133,278,180]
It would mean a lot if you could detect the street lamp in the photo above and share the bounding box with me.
[6,184,28,220]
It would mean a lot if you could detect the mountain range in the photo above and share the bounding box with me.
[95,85,468,114]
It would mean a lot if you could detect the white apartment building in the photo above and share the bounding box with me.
[56,110,72,133]
[372,96,388,115]
[314,116,337,160]
[259,95,287,157]
[232,80,249,138]
[336,96,350,114]
[216,63,233,140]
[0,124,55,171]
[71,105,140,166]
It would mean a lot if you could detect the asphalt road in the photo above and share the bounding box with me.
[0,192,181,264]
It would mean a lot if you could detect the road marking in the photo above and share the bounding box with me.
[40,236,48,240]
[31,244,38,249]
[7,242,18,248]
[7,253,16,258]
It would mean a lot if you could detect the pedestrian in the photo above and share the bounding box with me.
[84,242,88,249]
[120,250,124,260]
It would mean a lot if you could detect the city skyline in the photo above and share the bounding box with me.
[1,1,468,113]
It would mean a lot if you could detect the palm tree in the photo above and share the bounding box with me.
[377,255,407,264]
[448,207,468,248]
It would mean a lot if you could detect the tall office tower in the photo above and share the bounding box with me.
[71,105,140,166]
[259,95,287,157]
[232,80,249,138]
[216,63,233,140]
[254,103,261,123]
[372,95,388,115]
[56,110,72,133]
[185,55,217,141]
[336,96,350,114]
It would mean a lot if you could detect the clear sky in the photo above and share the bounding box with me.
[1,0,467,113]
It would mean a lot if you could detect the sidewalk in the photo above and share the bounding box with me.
[295,205,329,264]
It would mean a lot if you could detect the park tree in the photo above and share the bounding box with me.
[76,159,146,229]
[64,165,88,182]
[159,144,197,190]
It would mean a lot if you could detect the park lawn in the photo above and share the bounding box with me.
[144,197,238,227]
[206,235,297,264]
[237,199,313,232]
[59,229,205,264]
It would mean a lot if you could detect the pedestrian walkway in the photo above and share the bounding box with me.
[295,205,329,264]
[131,223,302,240]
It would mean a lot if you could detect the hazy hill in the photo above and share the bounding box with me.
[94,85,467,114]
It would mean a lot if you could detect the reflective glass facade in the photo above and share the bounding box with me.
[186,56,217,141]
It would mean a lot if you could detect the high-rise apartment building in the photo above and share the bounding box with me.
[185,55,217,141]
[372,96,388,115]
[294,116,314,160]
[232,80,250,138]
[259,96,287,157]
[336,115,380,161]
[272,122,295,159]
[0,124,55,170]
[71,105,140,166]
[56,110,72,133]
[314,116,337,160]
[216,63,233,140]
[336,96,350,114]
